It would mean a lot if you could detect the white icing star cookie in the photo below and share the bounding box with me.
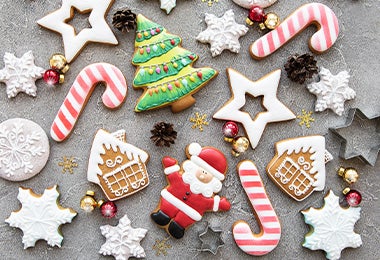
[232,0,278,9]
[196,10,248,57]
[307,67,355,116]
[0,118,50,181]
[0,51,44,98]
[302,190,362,260]
[37,0,118,63]
[160,0,177,14]
[100,214,147,259]
[5,185,77,249]
[213,69,296,149]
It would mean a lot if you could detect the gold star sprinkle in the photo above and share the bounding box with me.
[58,156,78,174]
[153,237,172,256]
[297,109,315,128]
[190,112,209,131]
[202,0,219,7]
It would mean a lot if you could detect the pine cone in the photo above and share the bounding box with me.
[150,122,177,147]
[112,9,137,32]
[284,53,318,84]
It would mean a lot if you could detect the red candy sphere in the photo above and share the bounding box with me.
[248,6,265,22]
[100,201,117,218]
[222,121,239,138]
[43,69,60,85]
[345,190,362,207]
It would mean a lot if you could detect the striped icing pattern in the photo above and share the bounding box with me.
[233,160,281,256]
[51,63,127,142]
[251,3,339,59]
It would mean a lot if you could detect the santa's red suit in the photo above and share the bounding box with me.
[158,144,231,229]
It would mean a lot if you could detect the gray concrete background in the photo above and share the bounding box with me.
[0,0,379,259]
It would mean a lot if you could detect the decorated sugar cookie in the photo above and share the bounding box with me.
[0,51,45,98]
[151,143,231,239]
[87,129,150,201]
[196,10,249,57]
[37,0,118,63]
[302,190,362,260]
[232,0,278,9]
[213,69,296,149]
[266,136,333,201]
[0,118,49,181]
[132,14,218,113]
[5,185,77,249]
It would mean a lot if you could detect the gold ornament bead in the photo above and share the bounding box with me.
[264,12,280,30]
[80,190,97,212]
[338,167,359,184]
[60,64,70,74]
[97,199,105,208]
[342,187,351,195]
[59,74,65,84]
[246,17,254,26]
[258,23,266,30]
[231,136,250,157]
[49,54,67,71]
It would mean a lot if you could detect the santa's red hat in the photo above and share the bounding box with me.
[187,143,227,181]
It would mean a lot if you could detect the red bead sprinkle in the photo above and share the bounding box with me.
[156,28,161,33]
[248,6,265,22]
[163,65,168,72]
[197,71,203,79]
[345,190,362,207]
[170,39,175,45]
[189,55,195,60]
[100,201,117,218]
[222,121,239,138]
[43,69,60,85]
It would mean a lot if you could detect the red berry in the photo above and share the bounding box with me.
[100,201,117,218]
[43,69,60,85]
[248,6,265,22]
[345,190,362,207]
[222,121,239,138]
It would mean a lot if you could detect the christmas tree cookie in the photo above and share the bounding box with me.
[132,15,218,113]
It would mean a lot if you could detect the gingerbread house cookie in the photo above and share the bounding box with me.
[266,136,332,201]
[87,129,149,201]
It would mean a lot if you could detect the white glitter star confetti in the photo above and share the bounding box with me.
[0,51,45,98]
[197,10,249,57]
[307,67,355,116]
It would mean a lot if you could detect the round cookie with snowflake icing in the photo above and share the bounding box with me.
[0,118,49,181]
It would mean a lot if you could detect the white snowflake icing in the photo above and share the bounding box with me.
[196,10,249,57]
[5,186,77,249]
[0,51,45,98]
[302,190,362,260]
[160,0,177,14]
[307,67,355,116]
[100,214,147,260]
[0,121,45,177]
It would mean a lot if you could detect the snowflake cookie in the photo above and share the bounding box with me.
[196,10,248,57]
[0,118,50,181]
[302,190,362,260]
[232,0,278,9]
[100,213,147,259]
[307,67,355,116]
[0,51,45,98]
[5,185,77,249]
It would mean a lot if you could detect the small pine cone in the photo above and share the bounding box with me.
[112,9,137,32]
[150,122,177,147]
[284,53,318,84]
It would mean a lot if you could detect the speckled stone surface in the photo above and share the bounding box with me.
[0,0,379,259]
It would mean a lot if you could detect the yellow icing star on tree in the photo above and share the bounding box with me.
[190,112,209,131]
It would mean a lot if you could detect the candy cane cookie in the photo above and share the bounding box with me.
[250,3,339,59]
[51,63,127,142]
[233,160,281,256]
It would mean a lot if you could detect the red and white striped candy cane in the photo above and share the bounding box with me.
[51,63,127,142]
[233,160,281,256]
[250,3,339,59]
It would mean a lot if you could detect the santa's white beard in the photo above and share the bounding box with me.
[182,160,222,198]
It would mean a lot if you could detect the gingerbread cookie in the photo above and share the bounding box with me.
[266,136,333,201]
[5,185,77,248]
[151,142,231,239]
[87,129,150,201]
[37,0,118,63]
[0,118,49,181]
[132,14,218,113]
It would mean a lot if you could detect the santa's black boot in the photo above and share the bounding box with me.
[151,210,171,226]
[168,221,185,239]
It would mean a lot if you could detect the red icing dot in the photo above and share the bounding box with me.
[170,39,175,45]
[189,55,195,60]
[197,71,202,79]
[156,27,161,33]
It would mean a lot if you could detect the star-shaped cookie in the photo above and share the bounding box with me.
[37,0,118,63]
[5,185,77,249]
[196,10,248,57]
[213,69,296,149]
[307,67,356,116]
[302,190,362,260]
[0,51,45,98]
[99,214,147,259]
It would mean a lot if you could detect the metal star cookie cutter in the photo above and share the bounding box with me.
[330,108,380,166]
[198,222,225,255]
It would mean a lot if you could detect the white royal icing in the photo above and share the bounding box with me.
[37,0,118,63]
[232,0,278,9]
[213,69,296,149]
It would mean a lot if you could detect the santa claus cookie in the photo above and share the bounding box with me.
[151,143,231,239]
